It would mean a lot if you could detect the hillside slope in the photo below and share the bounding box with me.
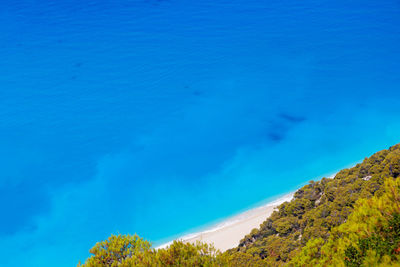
[79,144,400,266]
[228,144,400,266]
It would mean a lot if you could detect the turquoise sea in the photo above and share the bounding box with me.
[0,0,400,266]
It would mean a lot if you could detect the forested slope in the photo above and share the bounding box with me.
[79,144,400,266]
[228,143,400,266]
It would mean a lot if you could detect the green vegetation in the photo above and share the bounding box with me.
[228,144,400,266]
[79,144,400,266]
[291,177,400,266]
[78,235,229,266]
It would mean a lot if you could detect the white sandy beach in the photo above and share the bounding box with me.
[158,193,294,252]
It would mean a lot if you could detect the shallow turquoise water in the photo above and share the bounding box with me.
[0,0,400,266]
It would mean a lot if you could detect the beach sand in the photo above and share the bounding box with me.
[158,193,294,252]
[183,204,279,251]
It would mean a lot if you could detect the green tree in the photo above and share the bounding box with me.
[232,144,400,265]
[78,234,153,267]
[79,235,229,266]
[292,177,400,266]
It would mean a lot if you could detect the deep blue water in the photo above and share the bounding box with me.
[1,0,400,266]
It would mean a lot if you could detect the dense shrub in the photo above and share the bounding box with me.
[292,176,400,266]
[79,235,229,267]
[79,144,400,266]
[229,144,400,265]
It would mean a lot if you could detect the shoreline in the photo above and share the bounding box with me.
[156,192,294,251]
[156,169,343,252]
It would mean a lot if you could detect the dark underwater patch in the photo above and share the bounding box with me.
[279,113,306,124]
[193,90,203,96]
[268,131,285,142]
[0,180,49,236]
[266,113,307,143]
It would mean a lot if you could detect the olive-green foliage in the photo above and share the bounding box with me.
[156,241,228,266]
[78,234,153,267]
[292,175,400,266]
[79,235,229,266]
[228,144,400,265]
[79,144,400,266]
[224,252,266,267]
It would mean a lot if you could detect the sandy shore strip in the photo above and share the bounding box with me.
[157,193,294,252]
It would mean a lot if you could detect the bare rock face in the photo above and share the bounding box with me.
[315,195,322,206]
[362,175,372,181]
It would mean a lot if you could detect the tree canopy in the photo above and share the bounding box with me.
[79,144,400,266]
